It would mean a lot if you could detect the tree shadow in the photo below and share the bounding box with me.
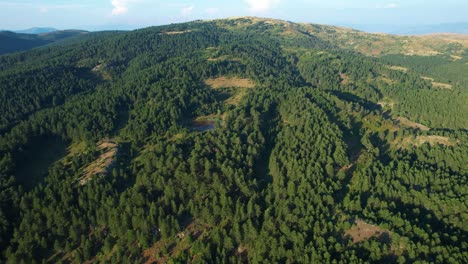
[14,136,68,190]
[328,90,382,112]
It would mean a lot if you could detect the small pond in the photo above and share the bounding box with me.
[192,120,216,132]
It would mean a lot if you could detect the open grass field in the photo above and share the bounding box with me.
[205,76,255,89]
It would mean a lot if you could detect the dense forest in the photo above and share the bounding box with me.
[0,18,466,263]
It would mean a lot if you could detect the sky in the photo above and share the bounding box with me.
[0,0,467,32]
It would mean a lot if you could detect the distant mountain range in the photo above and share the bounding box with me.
[0,30,88,55]
[347,22,468,35]
[14,27,59,34]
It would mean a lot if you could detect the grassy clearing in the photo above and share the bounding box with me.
[343,217,406,255]
[418,33,468,49]
[387,65,408,72]
[361,114,399,133]
[225,88,250,105]
[392,135,457,149]
[421,76,452,89]
[78,140,118,185]
[159,30,192,35]
[395,117,430,131]
[415,136,456,146]
[421,76,434,81]
[205,76,256,105]
[377,75,396,84]
[61,141,88,164]
[207,56,242,62]
[204,47,242,62]
[142,221,212,263]
[339,73,350,85]
[205,76,255,89]
[91,63,112,80]
[345,219,389,244]
[377,99,396,110]
[431,82,452,89]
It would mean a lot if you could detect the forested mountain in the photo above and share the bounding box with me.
[0,30,88,55]
[0,17,466,263]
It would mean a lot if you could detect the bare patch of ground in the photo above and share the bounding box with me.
[431,82,452,89]
[377,100,396,109]
[225,89,251,105]
[159,30,192,35]
[392,135,457,149]
[92,64,104,72]
[205,76,255,89]
[205,76,256,105]
[377,75,396,84]
[143,221,211,264]
[143,240,169,264]
[78,140,118,185]
[344,218,407,255]
[421,77,452,89]
[387,65,408,72]
[338,151,362,173]
[207,55,242,62]
[339,73,350,85]
[414,136,456,146]
[418,33,468,49]
[345,219,388,244]
[91,63,112,80]
[421,76,434,81]
[395,117,430,131]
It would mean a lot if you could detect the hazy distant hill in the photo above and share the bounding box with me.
[0,30,88,55]
[391,22,468,35]
[14,27,58,34]
[346,22,468,35]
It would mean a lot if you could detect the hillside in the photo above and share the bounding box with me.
[0,17,466,263]
[0,30,88,55]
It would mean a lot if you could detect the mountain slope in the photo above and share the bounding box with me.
[0,17,466,263]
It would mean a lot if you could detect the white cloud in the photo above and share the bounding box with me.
[244,0,280,12]
[181,5,194,16]
[111,0,130,15]
[377,3,398,9]
[205,7,219,15]
[39,6,48,13]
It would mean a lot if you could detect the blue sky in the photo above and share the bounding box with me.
[0,0,467,31]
